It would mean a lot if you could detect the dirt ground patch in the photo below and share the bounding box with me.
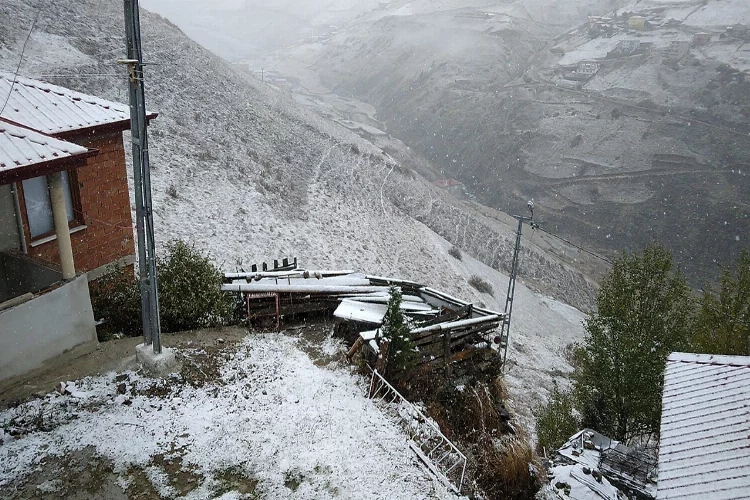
[3,447,126,499]
[282,317,345,367]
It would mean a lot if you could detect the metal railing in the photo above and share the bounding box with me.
[367,369,467,493]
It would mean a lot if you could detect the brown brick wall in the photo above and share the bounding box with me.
[23,132,135,273]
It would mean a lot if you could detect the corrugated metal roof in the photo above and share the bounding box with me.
[0,72,131,135]
[0,120,89,173]
[657,352,750,500]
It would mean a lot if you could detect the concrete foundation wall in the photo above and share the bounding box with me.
[0,184,20,253]
[0,275,97,382]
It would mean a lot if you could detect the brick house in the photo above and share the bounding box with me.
[0,73,155,384]
[0,73,156,277]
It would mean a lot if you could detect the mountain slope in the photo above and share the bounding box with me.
[258,0,750,287]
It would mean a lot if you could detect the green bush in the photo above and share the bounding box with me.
[534,383,580,453]
[90,265,142,338]
[692,250,750,356]
[90,240,235,337]
[157,240,235,332]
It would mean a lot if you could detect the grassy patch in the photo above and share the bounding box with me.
[214,465,259,497]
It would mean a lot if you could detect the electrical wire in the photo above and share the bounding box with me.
[35,73,128,78]
[0,10,40,116]
[534,224,614,265]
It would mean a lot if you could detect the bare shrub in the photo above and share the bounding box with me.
[474,434,541,500]
[468,275,494,295]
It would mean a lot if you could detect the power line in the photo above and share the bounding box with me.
[36,73,129,78]
[534,224,614,265]
[0,10,40,116]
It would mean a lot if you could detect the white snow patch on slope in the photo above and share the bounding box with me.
[0,334,449,499]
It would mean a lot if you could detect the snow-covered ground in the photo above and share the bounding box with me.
[623,0,750,27]
[0,333,450,499]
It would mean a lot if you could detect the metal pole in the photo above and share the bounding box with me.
[123,0,161,352]
[500,202,534,369]
[501,217,523,368]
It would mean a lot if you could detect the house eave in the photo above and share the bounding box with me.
[0,149,98,185]
[54,112,158,140]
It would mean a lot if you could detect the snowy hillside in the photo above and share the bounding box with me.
[0,332,451,499]
[257,0,749,288]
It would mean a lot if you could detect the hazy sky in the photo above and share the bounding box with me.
[140,0,387,60]
[138,0,628,62]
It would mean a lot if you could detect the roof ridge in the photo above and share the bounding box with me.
[0,72,142,135]
[668,351,750,367]
[0,71,123,108]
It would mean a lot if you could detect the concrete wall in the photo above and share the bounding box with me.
[0,184,20,253]
[0,252,61,303]
[0,275,97,382]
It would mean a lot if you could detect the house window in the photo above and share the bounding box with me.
[22,171,77,238]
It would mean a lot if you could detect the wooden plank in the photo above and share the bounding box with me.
[416,304,473,327]
[347,337,365,360]
[413,322,499,347]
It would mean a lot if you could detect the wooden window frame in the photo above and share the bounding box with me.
[18,169,86,245]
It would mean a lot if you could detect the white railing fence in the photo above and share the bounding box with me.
[367,369,467,493]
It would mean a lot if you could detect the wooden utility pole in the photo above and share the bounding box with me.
[122,0,162,353]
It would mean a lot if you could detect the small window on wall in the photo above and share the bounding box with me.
[22,171,77,239]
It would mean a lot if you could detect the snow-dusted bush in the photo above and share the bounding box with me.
[155,240,235,333]
[90,240,235,337]
[534,383,579,453]
[468,275,494,296]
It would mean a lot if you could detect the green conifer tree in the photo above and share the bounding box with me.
[380,286,417,380]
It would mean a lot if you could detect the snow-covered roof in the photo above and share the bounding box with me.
[333,297,435,324]
[0,119,94,184]
[0,73,148,136]
[657,352,750,500]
